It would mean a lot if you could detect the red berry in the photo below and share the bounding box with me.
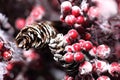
[30,6,45,20]
[65,15,76,25]
[82,41,93,51]
[0,41,3,50]
[60,15,65,22]
[2,51,12,60]
[93,60,108,73]
[79,61,93,75]
[61,1,72,13]
[6,63,13,71]
[68,29,78,40]
[64,75,74,80]
[108,62,120,77]
[65,45,73,52]
[97,76,110,80]
[64,52,74,63]
[89,46,97,57]
[64,35,72,44]
[74,52,84,62]
[79,39,85,48]
[72,6,80,17]
[72,43,81,52]
[84,33,91,40]
[15,18,25,29]
[96,44,111,59]
[87,7,99,18]
[76,16,84,24]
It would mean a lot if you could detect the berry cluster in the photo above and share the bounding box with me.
[15,5,45,30]
[0,39,12,61]
[60,1,85,26]
[0,0,120,80]
[56,28,120,80]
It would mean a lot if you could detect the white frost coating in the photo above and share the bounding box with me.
[92,0,118,19]
[0,63,7,80]
[0,13,8,26]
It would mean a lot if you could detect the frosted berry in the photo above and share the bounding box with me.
[61,1,72,13]
[64,52,74,63]
[96,44,111,59]
[74,52,84,62]
[2,51,12,60]
[82,41,93,51]
[68,29,78,40]
[72,43,81,52]
[72,6,80,17]
[87,7,99,18]
[97,76,110,80]
[65,45,73,52]
[76,16,84,24]
[64,35,72,44]
[89,46,97,57]
[93,60,109,74]
[79,61,92,75]
[15,18,25,29]
[108,62,120,77]
[65,15,76,25]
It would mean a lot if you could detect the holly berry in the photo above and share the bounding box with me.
[64,35,72,44]
[108,62,120,77]
[65,45,73,52]
[15,18,26,29]
[97,76,110,80]
[87,7,99,18]
[2,51,12,60]
[72,43,81,52]
[96,44,111,59]
[82,41,93,51]
[30,6,45,20]
[93,60,109,74]
[65,15,76,25]
[76,16,84,24]
[79,39,85,48]
[74,52,84,62]
[89,46,97,57]
[84,33,91,40]
[68,29,79,40]
[64,52,74,63]
[6,63,13,71]
[72,6,80,17]
[79,61,93,75]
[61,1,72,13]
